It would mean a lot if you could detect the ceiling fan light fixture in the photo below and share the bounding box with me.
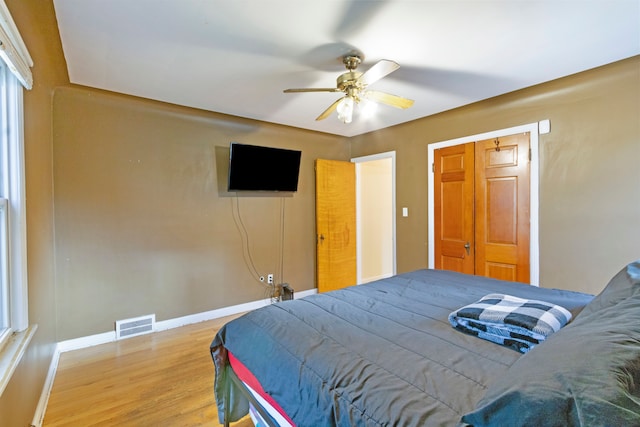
[284,52,413,124]
[359,97,377,119]
[336,96,354,124]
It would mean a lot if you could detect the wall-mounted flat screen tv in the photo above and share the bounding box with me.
[227,142,302,192]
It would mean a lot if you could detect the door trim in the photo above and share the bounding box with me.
[427,123,541,286]
[352,151,397,284]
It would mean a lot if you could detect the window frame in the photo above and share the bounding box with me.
[0,198,9,340]
[0,58,33,398]
[0,0,34,399]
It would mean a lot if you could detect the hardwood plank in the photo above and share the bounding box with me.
[43,315,254,426]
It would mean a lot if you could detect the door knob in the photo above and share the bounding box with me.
[464,242,470,255]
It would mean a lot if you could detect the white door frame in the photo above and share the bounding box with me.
[352,151,397,284]
[427,123,543,286]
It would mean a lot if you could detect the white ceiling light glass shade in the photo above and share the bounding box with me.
[336,96,354,124]
[359,98,378,120]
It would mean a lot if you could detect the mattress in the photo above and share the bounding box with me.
[211,269,594,426]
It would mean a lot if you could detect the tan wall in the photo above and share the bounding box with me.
[351,56,640,295]
[52,87,349,340]
[0,1,67,425]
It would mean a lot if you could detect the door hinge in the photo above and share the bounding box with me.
[528,148,532,161]
[432,162,435,173]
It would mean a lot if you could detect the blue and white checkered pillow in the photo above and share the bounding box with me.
[449,293,572,353]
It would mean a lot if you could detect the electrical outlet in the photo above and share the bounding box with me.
[267,274,274,284]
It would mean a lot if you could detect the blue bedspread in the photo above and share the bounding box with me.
[448,293,572,353]
[211,270,592,426]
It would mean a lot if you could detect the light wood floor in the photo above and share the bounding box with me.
[43,315,254,427]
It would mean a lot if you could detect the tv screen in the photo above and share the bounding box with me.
[227,142,302,192]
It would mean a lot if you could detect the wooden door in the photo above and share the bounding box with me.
[434,133,530,283]
[315,159,357,292]
[434,143,475,274]
[475,134,530,283]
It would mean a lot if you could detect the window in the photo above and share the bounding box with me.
[0,61,27,345]
[0,0,34,396]
[0,197,9,343]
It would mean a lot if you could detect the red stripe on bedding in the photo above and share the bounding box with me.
[228,351,295,426]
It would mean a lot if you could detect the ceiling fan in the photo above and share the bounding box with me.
[284,54,414,123]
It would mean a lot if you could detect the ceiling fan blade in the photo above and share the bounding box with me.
[333,1,391,39]
[363,90,414,109]
[359,59,400,86]
[284,88,341,93]
[316,97,344,121]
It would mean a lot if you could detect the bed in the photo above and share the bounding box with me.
[210,263,640,426]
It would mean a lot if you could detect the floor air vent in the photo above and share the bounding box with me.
[115,314,155,340]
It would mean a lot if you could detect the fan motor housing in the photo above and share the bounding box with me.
[337,71,363,91]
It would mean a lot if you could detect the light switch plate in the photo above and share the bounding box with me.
[539,119,550,134]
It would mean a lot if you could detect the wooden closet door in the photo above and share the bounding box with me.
[434,143,475,275]
[475,133,530,283]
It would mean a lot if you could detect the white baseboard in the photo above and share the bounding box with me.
[31,289,317,426]
[56,288,317,351]
[31,343,59,427]
[155,297,275,331]
[56,330,116,354]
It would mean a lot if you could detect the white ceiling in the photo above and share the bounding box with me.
[52,0,640,137]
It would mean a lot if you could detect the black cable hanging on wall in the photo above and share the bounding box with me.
[231,195,290,303]
[231,196,264,286]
